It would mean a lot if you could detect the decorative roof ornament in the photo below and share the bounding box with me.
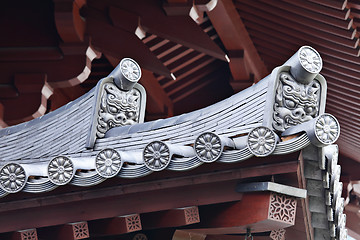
[143,141,171,171]
[282,113,340,147]
[288,45,323,85]
[95,148,122,178]
[314,113,340,145]
[265,46,327,135]
[86,58,146,148]
[96,83,142,138]
[194,132,223,163]
[247,126,277,157]
[116,58,142,90]
[0,163,27,193]
[272,72,321,132]
[48,156,75,185]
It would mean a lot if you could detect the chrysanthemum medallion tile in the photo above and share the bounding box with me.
[120,58,141,82]
[299,46,322,74]
[315,113,340,145]
[143,141,170,171]
[248,126,277,157]
[96,148,122,178]
[48,156,74,185]
[0,163,26,193]
[194,132,222,163]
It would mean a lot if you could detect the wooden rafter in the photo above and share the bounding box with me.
[86,9,174,79]
[101,0,227,61]
[207,0,268,83]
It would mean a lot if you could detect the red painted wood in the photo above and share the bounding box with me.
[0,161,299,233]
[90,214,142,236]
[54,0,86,42]
[141,206,200,229]
[91,0,227,61]
[208,0,268,82]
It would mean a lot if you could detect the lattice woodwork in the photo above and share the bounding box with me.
[184,206,200,224]
[71,222,89,239]
[268,193,296,225]
[270,229,286,240]
[125,214,142,232]
[19,229,38,240]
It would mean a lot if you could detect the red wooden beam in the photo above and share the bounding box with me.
[191,192,297,235]
[57,222,90,240]
[102,1,227,61]
[162,0,193,16]
[238,1,358,48]
[86,8,173,79]
[207,0,268,83]
[140,69,174,116]
[12,229,38,240]
[0,73,50,125]
[308,0,348,10]
[90,214,142,236]
[141,206,200,229]
[281,0,351,21]
[53,0,86,43]
[239,11,360,57]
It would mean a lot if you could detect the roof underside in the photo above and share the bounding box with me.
[0,0,359,239]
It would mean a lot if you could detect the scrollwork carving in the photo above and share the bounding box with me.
[273,72,321,132]
[97,82,141,138]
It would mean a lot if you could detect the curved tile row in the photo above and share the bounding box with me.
[0,124,326,197]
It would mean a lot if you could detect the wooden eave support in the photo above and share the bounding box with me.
[53,0,86,43]
[0,73,51,125]
[86,8,173,79]
[11,229,38,240]
[57,222,90,240]
[141,206,200,229]
[207,0,268,83]
[90,214,142,237]
[189,191,298,235]
[162,0,193,16]
[105,3,227,61]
